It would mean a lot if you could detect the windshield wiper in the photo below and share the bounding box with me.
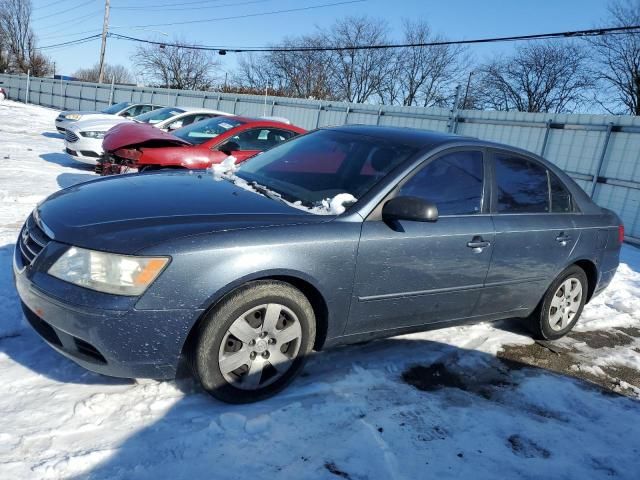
[248,181,285,203]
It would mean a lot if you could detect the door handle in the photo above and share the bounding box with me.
[556,233,571,246]
[467,236,490,252]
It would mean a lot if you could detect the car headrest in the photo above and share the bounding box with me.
[371,148,395,173]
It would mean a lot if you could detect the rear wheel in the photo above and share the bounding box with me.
[527,265,587,340]
[191,281,316,403]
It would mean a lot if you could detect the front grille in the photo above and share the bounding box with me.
[65,130,79,143]
[18,213,51,267]
[80,150,100,158]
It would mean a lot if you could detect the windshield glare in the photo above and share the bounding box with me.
[236,130,418,208]
[101,102,131,114]
[172,116,244,144]
[134,107,185,124]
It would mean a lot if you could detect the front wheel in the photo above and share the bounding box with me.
[191,281,316,403]
[527,265,587,340]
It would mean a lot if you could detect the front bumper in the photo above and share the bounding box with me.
[64,135,103,165]
[13,239,201,380]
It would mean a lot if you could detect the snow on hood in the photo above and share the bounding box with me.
[209,157,357,216]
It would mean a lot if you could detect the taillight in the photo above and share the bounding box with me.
[618,224,625,244]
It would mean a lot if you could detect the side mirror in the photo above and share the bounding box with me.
[167,120,183,131]
[121,111,131,117]
[382,196,438,223]
[218,141,240,155]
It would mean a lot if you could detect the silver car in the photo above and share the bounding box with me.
[54,102,162,133]
[64,107,231,165]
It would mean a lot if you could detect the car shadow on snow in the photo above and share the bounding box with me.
[41,132,64,139]
[49,334,638,479]
[37,153,97,188]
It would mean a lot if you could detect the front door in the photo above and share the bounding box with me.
[346,149,495,335]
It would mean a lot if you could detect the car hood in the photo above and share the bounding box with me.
[68,117,133,132]
[103,123,191,152]
[37,171,329,254]
[60,111,121,121]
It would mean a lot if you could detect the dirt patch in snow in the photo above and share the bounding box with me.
[507,434,551,459]
[497,339,640,397]
[569,329,638,349]
[324,462,351,479]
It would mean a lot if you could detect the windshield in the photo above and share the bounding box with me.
[101,101,131,114]
[134,107,185,124]
[172,116,244,145]
[236,130,418,208]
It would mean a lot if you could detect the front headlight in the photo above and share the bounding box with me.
[80,130,106,139]
[48,246,169,296]
[65,114,82,121]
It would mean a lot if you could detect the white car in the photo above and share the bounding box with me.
[55,102,163,133]
[63,107,231,165]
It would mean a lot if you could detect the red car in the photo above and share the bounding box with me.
[98,116,306,175]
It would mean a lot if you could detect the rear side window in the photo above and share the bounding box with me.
[549,172,573,213]
[399,151,484,216]
[495,154,549,213]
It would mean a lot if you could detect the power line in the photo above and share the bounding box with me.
[108,25,640,54]
[33,0,97,22]
[35,10,103,32]
[39,34,102,50]
[112,0,268,10]
[33,0,87,11]
[112,0,366,28]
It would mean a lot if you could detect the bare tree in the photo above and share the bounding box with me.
[132,39,220,90]
[475,42,593,113]
[383,20,465,107]
[589,0,640,114]
[326,16,393,103]
[0,0,50,75]
[235,52,284,92]
[74,63,132,84]
[267,35,335,99]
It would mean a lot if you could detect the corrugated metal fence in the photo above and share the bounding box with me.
[2,73,639,242]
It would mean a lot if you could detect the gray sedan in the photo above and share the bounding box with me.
[14,126,622,403]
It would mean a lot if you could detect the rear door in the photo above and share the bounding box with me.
[474,150,578,317]
[346,149,495,334]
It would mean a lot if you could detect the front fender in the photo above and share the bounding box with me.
[136,220,362,342]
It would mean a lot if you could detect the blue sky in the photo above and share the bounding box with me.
[33,0,613,79]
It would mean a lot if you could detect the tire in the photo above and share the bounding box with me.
[527,265,588,340]
[191,280,316,403]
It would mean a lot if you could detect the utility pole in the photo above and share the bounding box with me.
[97,0,111,84]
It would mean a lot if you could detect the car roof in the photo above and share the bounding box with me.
[173,107,231,115]
[226,116,304,129]
[324,124,467,149]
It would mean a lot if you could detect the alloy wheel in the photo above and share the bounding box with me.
[217,303,302,390]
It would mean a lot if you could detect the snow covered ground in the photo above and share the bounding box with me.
[0,100,639,479]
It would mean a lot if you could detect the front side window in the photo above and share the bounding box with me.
[495,154,549,213]
[230,128,297,151]
[398,151,484,216]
